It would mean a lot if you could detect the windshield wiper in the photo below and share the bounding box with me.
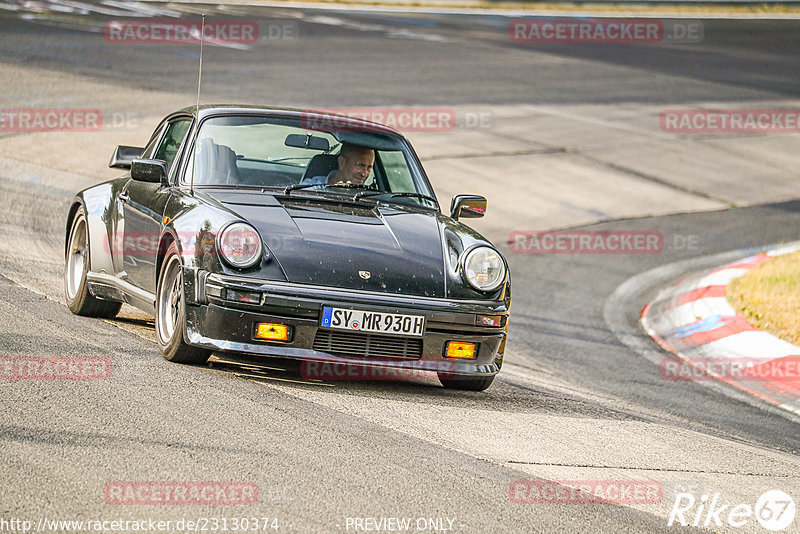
[353,191,437,204]
[285,182,374,196]
[328,182,376,190]
[282,183,382,206]
[284,183,319,195]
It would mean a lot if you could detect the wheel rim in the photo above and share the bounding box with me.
[157,254,182,344]
[65,214,87,300]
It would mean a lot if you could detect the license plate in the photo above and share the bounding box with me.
[320,307,425,337]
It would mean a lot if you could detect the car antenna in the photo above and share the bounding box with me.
[190,14,205,196]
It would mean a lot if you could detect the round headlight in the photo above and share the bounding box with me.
[462,246,506,292]
[217,222,263,269]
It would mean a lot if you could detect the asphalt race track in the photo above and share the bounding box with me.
[1,2,800,533]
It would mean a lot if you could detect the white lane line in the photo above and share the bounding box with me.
[779,400,800,417]
[51,0,145,16]
[101,0,183,17]
[138,0,800,19]
[646,268,747,303]
[767,243,800,257]
[304,13,454,42]
[693,267,750,286]
[646,297,735,333]
[681,331,800,361]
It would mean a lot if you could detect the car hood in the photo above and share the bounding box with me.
[215,192,447,297]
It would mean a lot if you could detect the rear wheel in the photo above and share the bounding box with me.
[155,243,211,364]
[438,373,495,391]
[64,207,121,318]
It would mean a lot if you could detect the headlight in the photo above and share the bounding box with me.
[462,246,506,292]
[217,222,263,269]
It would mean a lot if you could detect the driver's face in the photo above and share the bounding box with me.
[337,148,375,184]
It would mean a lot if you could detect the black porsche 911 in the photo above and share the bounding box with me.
[64,106,510,390]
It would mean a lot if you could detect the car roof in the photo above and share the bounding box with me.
[172,104,403,136]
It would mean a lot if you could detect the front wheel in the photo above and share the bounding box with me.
[155,243,211,364]
[64,207,121,318]
[438,373,495,391]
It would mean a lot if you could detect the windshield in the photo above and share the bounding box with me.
[182,115,437,208]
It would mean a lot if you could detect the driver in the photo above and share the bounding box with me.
[302,143,375,186]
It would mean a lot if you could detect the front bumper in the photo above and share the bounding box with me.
[182,270,509,376]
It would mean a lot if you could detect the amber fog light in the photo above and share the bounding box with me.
[256,323,290,342]
[444,341,476,359]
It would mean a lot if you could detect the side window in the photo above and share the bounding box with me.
[153,119,191,175]
[140,123,166,160]
[380,150,416,193]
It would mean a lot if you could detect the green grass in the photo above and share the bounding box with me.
[728,251,800,346]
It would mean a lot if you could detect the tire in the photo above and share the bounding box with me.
[155,243,211,364]
[64,207,122,318]
[438,373,495,391]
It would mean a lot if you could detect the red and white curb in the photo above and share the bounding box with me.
[641,243,800,416]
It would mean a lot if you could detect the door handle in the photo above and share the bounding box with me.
[119,192,130,202]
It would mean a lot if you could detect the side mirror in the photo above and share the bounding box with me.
[131,159,168,185]
[450,195,487,220]
[109,145,144,169]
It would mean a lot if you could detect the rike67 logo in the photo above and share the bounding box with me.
[668,490,796,531]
